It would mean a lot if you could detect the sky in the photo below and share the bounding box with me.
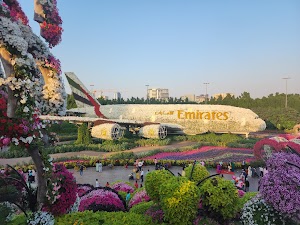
[18,0,300,99]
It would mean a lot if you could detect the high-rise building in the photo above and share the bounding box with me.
[113,92,121,100]
[148,88,169,100]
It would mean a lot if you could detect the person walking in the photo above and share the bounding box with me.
[79,164,84,176]
[98,162,102,172]
[105,182,110,188]
[245,178,250,192]
[154,158,158,169]
[134,180,138,189]
[140,169,144,182]
[31,169,36,183]
[126,191,131,203]
[259,166,264,177]
[95,179,100,187]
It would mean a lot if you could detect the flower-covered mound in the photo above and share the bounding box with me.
[111,182,135,193]
[79,187,126,212]
[43,164,77,216]
[259,152,300,222]
[143,146,254,163]
[77,184,94,197]
[128,189,151,208]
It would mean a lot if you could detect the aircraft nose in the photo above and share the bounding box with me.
[259,119,267,130]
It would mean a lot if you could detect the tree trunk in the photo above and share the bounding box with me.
[28,146,47,210]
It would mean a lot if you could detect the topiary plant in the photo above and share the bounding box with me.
[145,169,173,202]
[184,163,210,182]
[199,177,239,221]
[159,176,200,225]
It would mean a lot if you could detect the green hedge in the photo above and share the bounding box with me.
[130,201,154,214]
[55,210,164,225]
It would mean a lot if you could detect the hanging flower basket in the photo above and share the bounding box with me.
[40,21,63,48]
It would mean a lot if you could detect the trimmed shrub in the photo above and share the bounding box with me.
[199,177,239,221]
[55,210,164,225]
[184,164,210,182]
[75,123,91,145]
[130,201,154,214]
[159,176,200,225]
[145,169,173,202]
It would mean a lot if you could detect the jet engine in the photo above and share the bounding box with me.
[138,124,167,139]
[91,123,123,140]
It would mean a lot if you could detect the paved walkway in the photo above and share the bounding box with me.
[72,165,259,192]
[0,141,197,166]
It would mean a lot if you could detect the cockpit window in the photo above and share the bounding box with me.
[255,116,259,119]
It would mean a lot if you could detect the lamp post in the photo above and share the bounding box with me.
[282,77,291,108]
[90,84,95,97]
[145,84,149,104]
[203,83,209,104]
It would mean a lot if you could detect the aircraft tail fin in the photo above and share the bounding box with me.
[65,72,105,118]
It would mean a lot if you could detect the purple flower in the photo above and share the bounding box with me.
[259,152,300,222]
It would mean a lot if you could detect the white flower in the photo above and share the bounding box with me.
[23,106,30,113]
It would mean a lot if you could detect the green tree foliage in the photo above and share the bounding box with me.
[66,94,77,109]
[199,177,239,221]
[75,123,91,145]
[159,176,200,225]
[184,164,210,183]
[252,107,300,130]
[145,170,173,202]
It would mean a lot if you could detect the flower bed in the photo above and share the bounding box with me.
[143,146,254,163]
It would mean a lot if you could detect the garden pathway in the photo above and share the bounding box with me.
[72,165,260,192]
[0,141,197,166]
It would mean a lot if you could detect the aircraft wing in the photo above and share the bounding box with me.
[39,115,184,134]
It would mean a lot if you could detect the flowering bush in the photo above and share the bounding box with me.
[128,189,151,208]
[2,0,29,25]
[237,189,245,198]
[27,211,54,225]
[43,164,77,216]
[145,204,165,224]
[79,187,126,212]
[240,197,286,225]
[77,184,94,197]
[253,138,287,159]
[112,182,135,194]
[259,152,300,222]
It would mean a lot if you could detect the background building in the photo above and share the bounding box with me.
[113,92,121,100]
[180,94,196,102]
[148,88,169,100]
[213,93,235,99]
